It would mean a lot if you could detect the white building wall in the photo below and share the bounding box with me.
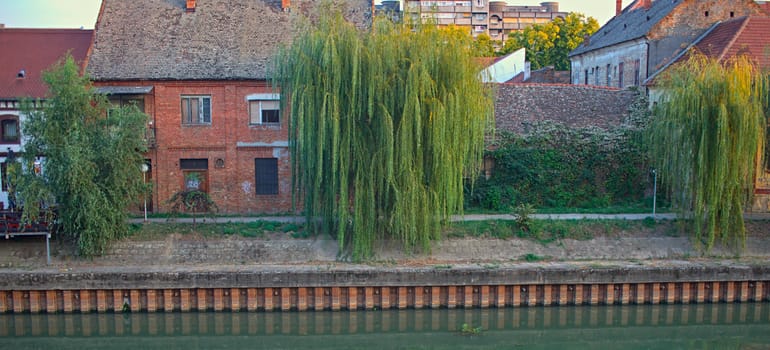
[480,47,526,83]
[570,39,648,89]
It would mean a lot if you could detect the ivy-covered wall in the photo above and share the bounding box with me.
[467,89,653,210]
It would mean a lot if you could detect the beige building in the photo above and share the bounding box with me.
[403,1,568,42]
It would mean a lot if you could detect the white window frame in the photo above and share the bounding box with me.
[181,95,211,125]
[247,93,281,125]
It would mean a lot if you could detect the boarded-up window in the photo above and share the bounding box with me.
[180,158,208,192]
[255,158,278,195]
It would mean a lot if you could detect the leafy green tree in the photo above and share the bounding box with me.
[438,25,495,57]
[275,12,493,259]
[649,54,766,249]
[501,13,598,70]
[18,55,149,256]
[474,33,496,57]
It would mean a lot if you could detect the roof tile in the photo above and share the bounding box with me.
[0,28,93,99]
[87,0,372,81]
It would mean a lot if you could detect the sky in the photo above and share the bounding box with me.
[0,0,633,29]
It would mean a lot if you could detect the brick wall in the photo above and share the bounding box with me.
[95,80,293,214]
[495,83,637,134]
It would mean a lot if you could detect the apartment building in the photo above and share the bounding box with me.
[403,1,568,42]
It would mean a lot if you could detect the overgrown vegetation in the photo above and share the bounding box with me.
[17,55,148,256]
[166,189,219,229]
[275,9,493,259]
[130,221,304,240]
[466,89,653,212]
[444,219,655,243]
[649,54,766,250]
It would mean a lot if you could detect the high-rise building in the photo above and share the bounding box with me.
[403,1,568,42]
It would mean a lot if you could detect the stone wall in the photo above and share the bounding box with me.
[495,83,638,134]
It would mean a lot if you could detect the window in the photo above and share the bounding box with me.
[618,62,625,88]
[606,64,612,85]
[634,59,641,86]
[1,162,7,192]
[255,158,278,195]
[180,158,208,191]
[584,69,589,85]
[249,100,280,124]
[181,96,211,125]
[109,96,145,112]
[1,118,19,143]
[594,66,600,85]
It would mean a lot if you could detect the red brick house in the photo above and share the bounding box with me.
[0,27,93,209]
[87,0,372,214]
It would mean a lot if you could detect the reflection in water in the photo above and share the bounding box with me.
[1,303,769,349]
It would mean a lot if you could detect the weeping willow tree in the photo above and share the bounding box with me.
[649,54,766,250]
[18,55,149,256]
[274,11,493,259]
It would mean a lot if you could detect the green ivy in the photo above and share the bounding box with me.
[466,90,653,211]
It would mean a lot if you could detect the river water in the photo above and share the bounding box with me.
[1,303,769,349]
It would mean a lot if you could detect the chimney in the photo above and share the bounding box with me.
[186,0,196,12]
[631,0,651,11]
[616,0,622,15]
[282,0,290,11]
[0,24,4,29]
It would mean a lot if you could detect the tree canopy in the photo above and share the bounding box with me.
[274,12,493,259]
[18,55,149,256]
[501,13,599,70]
[649,54,766,249]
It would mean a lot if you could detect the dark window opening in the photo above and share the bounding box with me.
[730,11,735,18]
[1,162,7,192]
[618,62,625,88]
[109,95,145,113]
[606,64,612,85]
[595,66,600,85]
[180,158,208,170]
[1,118,19,143]
[704,11,709,17]
[584,69,589,85]
[255,158,278,195]
[633,59,641,86]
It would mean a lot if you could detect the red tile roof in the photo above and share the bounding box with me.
[690,16,770,69]
[646,16,770,85]
[0,28,93,100]
[717,16,770,69]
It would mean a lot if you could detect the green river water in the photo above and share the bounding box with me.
[1,303,769,349]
